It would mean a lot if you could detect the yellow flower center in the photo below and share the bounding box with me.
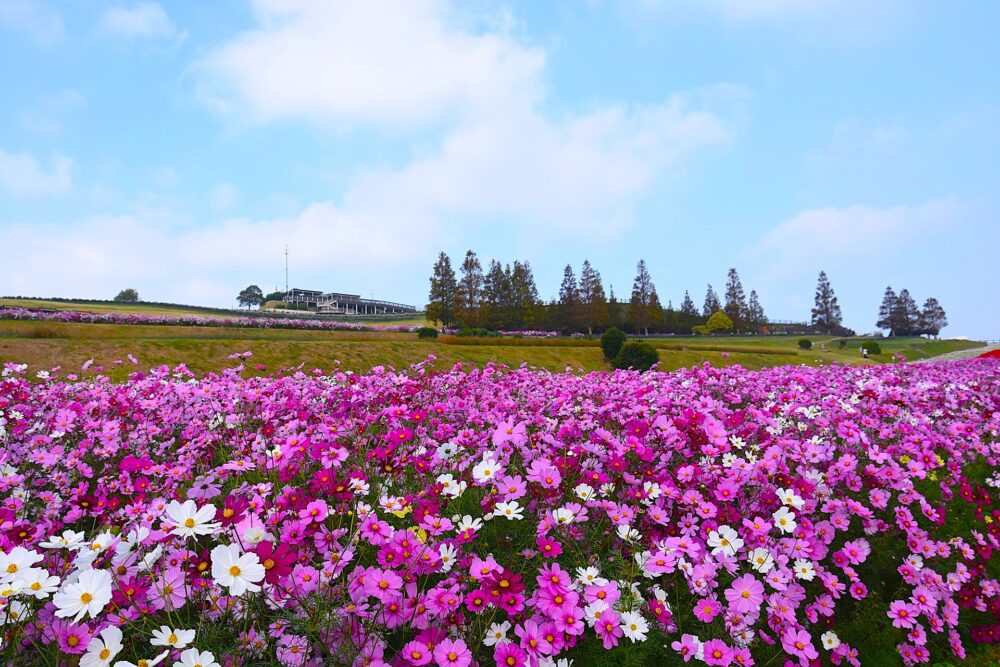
[80,592,93,604]
[184,518,196,528]
[229,565,242,577]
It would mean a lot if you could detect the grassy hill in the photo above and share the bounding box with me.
[0,319,985,381]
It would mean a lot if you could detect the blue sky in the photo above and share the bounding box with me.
[1,0,998,337]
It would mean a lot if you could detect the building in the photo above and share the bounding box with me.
[284,288,417,315]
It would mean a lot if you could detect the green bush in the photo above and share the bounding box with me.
[861,341,882,355]
[613,341,659,371]
[600,327,627,360]
[798,338,812,350]
[416,327,438,339]
[838,339,847,349]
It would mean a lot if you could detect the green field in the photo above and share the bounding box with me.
[0,319,985,380]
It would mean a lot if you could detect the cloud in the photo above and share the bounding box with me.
[0,0,63,43]
[19,90,87,135]
[0,148,73,196]
[210,182,240,212]
[196,0,545,129]
[749,199,961,281]
[100,2,177,39]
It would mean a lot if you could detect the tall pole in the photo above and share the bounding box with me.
[285,245,289,294]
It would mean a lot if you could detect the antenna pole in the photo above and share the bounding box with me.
[284,245,289,293]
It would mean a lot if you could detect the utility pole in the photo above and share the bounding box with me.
[284,245,289,294]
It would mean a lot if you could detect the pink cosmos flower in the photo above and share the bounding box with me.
[595,609,623,649]
[433,638,472,667]
[781,627,819,664]
[672,634,700,662]
[401,640,432,666]
[494,642,528,667]
[702,638,733,666]
[693,597,723,622]
[725,574,765,614]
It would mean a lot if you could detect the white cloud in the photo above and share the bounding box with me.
[0,0,63,43]
[19,89,87,135]
[750,199,960,281]
[197,0,545,129]
[100,2,176,39]
[0,148,72,196]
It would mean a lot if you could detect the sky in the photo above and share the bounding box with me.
[1,0,998,338]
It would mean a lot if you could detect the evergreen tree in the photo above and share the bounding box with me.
[747,289,766,334]
[481,260,508,330]
[723,268,748,333]
[919,297,948,338]
[608,286,624,329]
[456,250,484,328]
[510,261,540,329]
[876,286,898,335]
[892,289,920,336]
[558,264,582,332]
[579,260,609,335]
[810,271,843,334]
[680,291,698,318]
[678,290,700,334]
[647,289,664,333]
[702,284,721,319]
[426,252,458,326]
[629,259,657,335]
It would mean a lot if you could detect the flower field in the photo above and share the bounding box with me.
[0,357,998,666]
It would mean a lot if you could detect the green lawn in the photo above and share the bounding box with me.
[0,320,985,380]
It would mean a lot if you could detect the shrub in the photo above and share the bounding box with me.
[613,341,659,371]
[416,327,438,339]
[600,327,626,360]
[798,338,812,350]
[706,310,734,333]
[838,339,847,349]
[861,341,882,355]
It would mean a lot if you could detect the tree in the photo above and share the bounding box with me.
[237,284,265,309]
[629,259,658,335]
[891,289,920,336]
[509,261,540,329]
[747,290,766,334]
[579,260,609,335]
[723,268,748,333]
[608,286,624,329]
[706,310,734,333]
[481,260,510,329]
[613,341,659,371]
[919,297,948,338]
[557,264,582,332]
[702,284,721,320]
[114,288,139,303]
[876,286,898,335]
[264,290,286,303]
[600,327,626,360]
[456,250,484,328]
[426,251,458,326]
[810,271,843,334]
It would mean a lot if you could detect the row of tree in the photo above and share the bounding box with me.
[427,251,772,335]
[876,287,948,337]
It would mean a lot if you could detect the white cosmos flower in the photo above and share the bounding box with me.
[483,620,511,647]
[455,515,483,534]
[617,525,641,542]
[151,625,196,649]
[576,566,607,587]
[707,525,744,556]
[793,558,816,581]
[210,545,265,596]
[438,543,458,573]
[821,631,841,650]
[472,458,502,484]
[0,547,43,578]
[620,611,649,642]
[114,650,169,667]
[53,568,113,623]
[495,501,524,521]
[81,626,123,667]
[552,507,575,525]
[39,530,86,550]
[172,648,220,667]
[748,548,775,574]
[164,500,220,539]
[772,506,797,534]
[14,567,60,599]
[776,487,805,510]
[2,599,30,623]
[0,579,24,599]
[574,483,595,501]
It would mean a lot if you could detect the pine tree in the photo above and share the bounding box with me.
[876,286,898,335]
[608,285,623,329]
[558,264,581,332]
[630,259,657,335]
[579,260,609,335]
[456,250,484,328]
[426,251,458,326]
[702,284,721,320]
[892,289,920,336]
[481,260,508,330]
[723,268,748,333]
[510,261,540,329]
[919,297,948,338]
[680,291,698,317]
[810,271,843,334]
[747,289,766,334]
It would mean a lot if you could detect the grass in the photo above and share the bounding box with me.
[0,320,985,380]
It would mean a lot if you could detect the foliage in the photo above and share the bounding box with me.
[237,284,265,309]
[861,340,882,355]
[416,326,439,339]
[613,340,659,370]
[798,338,813,349]
[723,267,748,333]
[706,309,734,333]
[811,270,843,334]
[113,288,139,302]
[600,326,627,360]
[426,251,458,326]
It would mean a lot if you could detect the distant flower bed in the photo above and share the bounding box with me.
[0,358,997,665]
[0,307,418,333]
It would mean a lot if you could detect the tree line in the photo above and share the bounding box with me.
[426,251,774,335]
[876,287,947,337]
